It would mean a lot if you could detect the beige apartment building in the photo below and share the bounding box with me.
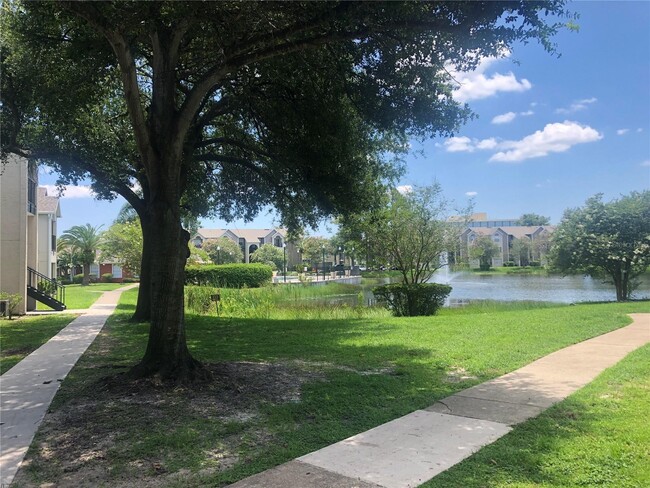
[1,154,63,314]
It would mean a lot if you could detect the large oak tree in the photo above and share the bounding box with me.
[1,1,571,380]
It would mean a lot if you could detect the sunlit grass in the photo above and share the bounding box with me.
[19,288,649,487]
[0,314,78,373]
[424,344,650,488]
[37,282,126,310]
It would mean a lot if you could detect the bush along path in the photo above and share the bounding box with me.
[231,313,650,488]
[0,284,138,487]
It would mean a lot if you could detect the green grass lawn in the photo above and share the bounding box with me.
[36,282,127,310]
[14,290,649,487]
[424,343,650,488]
[0,314,78,374]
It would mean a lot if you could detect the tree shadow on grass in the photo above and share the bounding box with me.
[19,313,472,487]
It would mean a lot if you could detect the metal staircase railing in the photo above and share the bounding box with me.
[27,267,66,310]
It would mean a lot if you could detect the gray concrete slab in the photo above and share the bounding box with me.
[298,410,511,488]
[426,395,545,425]
[0,285,136,487]
[229,460,383,488]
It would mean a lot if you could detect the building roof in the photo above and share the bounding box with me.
[498,226,540,238]
[196,228,287,242]
[464,227,496,236]
[37,187,61,216]
[196,228,227,239]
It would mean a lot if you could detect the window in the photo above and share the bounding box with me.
[274,236,282,247]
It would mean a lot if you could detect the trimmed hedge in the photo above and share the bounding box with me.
[373,283,452,317]
[185,263,273,288]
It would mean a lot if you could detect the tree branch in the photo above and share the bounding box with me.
[61,2,154,173]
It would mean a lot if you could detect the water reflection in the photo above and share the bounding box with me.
[428,270,650,303]
[300,271,650,307]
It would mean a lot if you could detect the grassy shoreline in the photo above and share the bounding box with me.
[13,290,649,487]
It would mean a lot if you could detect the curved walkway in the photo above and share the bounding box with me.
[231,313,650,488]
[0,284,137,486]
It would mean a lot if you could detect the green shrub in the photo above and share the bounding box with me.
[101,273,113,282]
[73,274,84,284]
[504,261,516,267]
[122,277,139,283]
[530,261,541,267]
[0,291,23,319]
[37,281,56,296]
[373,283,452,316]
[185,263,273,288]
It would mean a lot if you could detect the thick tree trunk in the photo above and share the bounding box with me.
[131,217,153,322]
[129,197,208,382]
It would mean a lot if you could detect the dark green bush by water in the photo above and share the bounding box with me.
[185,263,273,288]
[373,283,452,316]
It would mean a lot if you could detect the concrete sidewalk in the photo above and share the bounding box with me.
[0,285,137,486]
[231,313,649,488]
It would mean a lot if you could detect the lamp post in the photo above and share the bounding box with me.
[217,245,221,265]
[321,244,326,281]
[338,246,342,265]
[283,243,287,283]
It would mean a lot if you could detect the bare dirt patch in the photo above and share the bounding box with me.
[12,361,324,488]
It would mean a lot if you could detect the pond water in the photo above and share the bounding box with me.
[429,270,650,304]
[309,271,650,307]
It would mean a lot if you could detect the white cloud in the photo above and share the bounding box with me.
[396,185,413,194]
[520,110,535,116]
[465,191,478,197]
[443,136,497,153]
[449,55,532,103]
[555,97,597,114]
[39,165,56,176]
[476,138,498,150]
[42,184,95,199]
[489,121,603,163]
[637,128,644,133]
[616,129,629,136]
[444,136,475,153]
[491,112,517,124]
[443,121,602,163]
[641,160,650,167]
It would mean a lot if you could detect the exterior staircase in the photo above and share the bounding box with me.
[26,267,66,311]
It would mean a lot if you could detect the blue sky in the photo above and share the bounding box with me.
[41,1,650,235]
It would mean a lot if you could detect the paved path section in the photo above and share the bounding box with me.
[0,285,136,486]
[231,313,649,488]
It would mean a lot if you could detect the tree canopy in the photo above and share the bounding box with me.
[250,244,285,272]
[1,1,573,380]
[469,235,500,271]
[60,224,104,285]
[100,221,143,275]
[516,213,551,226]
[202,238,244,265]
[549,191,650,301]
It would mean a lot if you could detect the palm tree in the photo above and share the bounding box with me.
[60,224,103,286]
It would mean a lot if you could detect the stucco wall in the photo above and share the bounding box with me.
[0,155,29,314]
